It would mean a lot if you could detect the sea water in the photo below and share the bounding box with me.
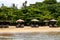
[0,32,60,40]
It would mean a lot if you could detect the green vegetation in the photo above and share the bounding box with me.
[0,0,60,26]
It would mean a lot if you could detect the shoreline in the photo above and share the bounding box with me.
[0,26,60,34]
[0,26,60,36]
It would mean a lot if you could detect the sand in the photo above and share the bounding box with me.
[0,26,60,34]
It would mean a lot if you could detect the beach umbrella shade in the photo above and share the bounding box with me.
[31,19,39,22]
[50,19,57,22]
[44,20,49,26]
[16,19,24,23]
[44,20,49,22]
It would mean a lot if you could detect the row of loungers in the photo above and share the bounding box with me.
[0,24,57,28]
[0,19,57,28]
[0,25,38,28]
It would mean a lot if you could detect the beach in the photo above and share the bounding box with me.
[0,26,60,40]
[0,26,60,34]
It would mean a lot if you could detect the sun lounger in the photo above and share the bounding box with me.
[16,24,24,28]
[0,25,9,28]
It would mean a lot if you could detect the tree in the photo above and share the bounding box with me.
[0,0,60,26]
[43,0,57,4]
[57,16,60,27]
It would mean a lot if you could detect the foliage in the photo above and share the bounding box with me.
[0,0,60,26]
[43,0,57,4]
[57,16,60,26]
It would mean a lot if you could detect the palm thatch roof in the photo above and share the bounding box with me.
[16,19,24,22]
[31,19,39,22]
[50,19,57,22]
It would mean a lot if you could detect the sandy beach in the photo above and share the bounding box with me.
[0,26,60,34]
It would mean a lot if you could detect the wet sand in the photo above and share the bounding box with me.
[0,26,60,40]
[0,26,60,36]
[0,26,60,34]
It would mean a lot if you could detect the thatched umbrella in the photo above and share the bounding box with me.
[31,19,39,22]
[16,19,24,23]
[50,19,57,22]
[0,20,11,25]
[0,20,10,28]
[44,20,49,22]
[44,20,49,26]
[16,19,24,28]
[49,19,57,27]
[31,19,39,27]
